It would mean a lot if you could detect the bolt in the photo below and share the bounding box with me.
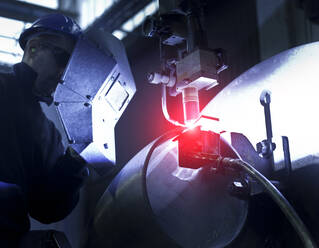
[233,181,243,188]
[147,72,154,82]
[228,179,250,200]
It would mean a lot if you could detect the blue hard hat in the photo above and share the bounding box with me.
[19,13,82,50]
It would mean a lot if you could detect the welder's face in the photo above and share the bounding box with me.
[22,34,74,97]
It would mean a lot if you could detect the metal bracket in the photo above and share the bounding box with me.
[281,136,292,178]
[256,90,276,171]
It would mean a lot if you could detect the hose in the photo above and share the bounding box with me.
[221,158,317,248]
[161,85,186,127]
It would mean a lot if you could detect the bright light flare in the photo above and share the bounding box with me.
[184,120,198,130]
[185,114,223,133]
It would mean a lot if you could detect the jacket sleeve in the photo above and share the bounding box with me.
[0,74,6,97]
[28,118,88,224]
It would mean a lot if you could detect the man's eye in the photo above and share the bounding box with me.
[30,47,36,53]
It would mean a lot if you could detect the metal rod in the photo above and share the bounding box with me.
[161,84,186,127]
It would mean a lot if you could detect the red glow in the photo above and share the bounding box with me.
[201,115,220,121]
[176,126,221,169]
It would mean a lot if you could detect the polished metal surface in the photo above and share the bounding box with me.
[200,42,319,171]
[90,131,248,248]
[89,140,181,248]
[146,138,248,248]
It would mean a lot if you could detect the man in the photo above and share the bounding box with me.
[0,14,88,247]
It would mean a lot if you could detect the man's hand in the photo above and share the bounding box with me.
[66,146,87,165]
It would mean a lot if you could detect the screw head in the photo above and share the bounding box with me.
[147,72,154,82]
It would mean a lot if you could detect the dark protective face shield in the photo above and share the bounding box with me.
[54,30,136,175]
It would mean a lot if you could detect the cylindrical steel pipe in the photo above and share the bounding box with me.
[89,130,248,248]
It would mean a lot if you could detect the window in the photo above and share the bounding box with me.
[80,0,117,29]
[119,1,158,40]
[80,0,158,40]
[112,30,127,40]
[0,17,31,65]
[17,0,58,9]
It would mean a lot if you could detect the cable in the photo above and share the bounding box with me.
[221,158,317,248]
[161,84,186,127]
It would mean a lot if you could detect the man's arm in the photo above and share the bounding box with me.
[27,119,88,224]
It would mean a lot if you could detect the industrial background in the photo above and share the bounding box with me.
[0,0,319,247]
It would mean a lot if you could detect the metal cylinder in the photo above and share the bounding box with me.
[200,41,319,171]
[182,87,200,124]
[148,72,170,85]
[89,131,248,248]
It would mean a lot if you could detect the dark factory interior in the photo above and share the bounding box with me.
[0,0,319,247]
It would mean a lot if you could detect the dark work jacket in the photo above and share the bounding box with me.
[0,62,87,247]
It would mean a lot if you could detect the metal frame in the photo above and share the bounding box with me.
[86,0,152,32]
[0,0,77,23]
